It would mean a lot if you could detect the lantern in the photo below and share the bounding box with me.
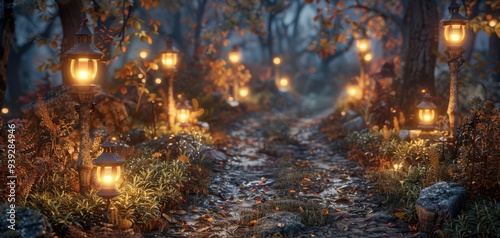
[417,93,438,130]
[228,46,241,64]
[277,77,289,92]
[346,83,362,100]
[175,99,193,126]
[273,57,281,65]
[239,86,249,98]
[161,38,179,70]
[93,141,125,199]
[139,50,149,59]
[356,33,370,54]
[442,0,467,48]
[363,53,373,62]
[64,19,103,84]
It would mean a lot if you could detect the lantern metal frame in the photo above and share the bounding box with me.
[441,0,467,48]
[93,141,125,200]
[64,19,103,86]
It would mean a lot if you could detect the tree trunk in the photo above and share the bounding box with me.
[488,32,500,100]
[0,0,15,108]
[399,0,439,123]
[193,0,208,62]
[57,0,85,86]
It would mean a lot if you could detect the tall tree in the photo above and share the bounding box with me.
[398,0,439,120]
[0,0,15,108]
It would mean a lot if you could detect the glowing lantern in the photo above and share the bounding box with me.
[228,46,241,64]
[364,53,373,62]
[64,19,103,84]
[239,86,249,98]
[161,38,179,70]
[442,0,467,48]
[93,141,125,199]
[346,83,362,100]
[175,99,193,126]
[356,34,370,54]
[139,50,148,59]
[1,107,8,114]
[273,57,281,65]
[417,93,438,130]
[277,77,289,92]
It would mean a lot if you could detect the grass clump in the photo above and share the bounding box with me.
[443,200,500,238]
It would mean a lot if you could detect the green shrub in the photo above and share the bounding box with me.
[443,200,500,237]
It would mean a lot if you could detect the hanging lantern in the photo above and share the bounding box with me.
[64,19,103,85]
[161,38,179,70]
[93,141,125,199]
[442,0,467,48]
[175,99,193,126]
[417,93,438,130]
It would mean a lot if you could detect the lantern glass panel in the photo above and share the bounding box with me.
[419,109,435,123]
[356,38,370,53]
[177,109,190,123]
[229,51,240,64]
[444,24,465,45]
[162,52,178,69]
[70,58,98,83]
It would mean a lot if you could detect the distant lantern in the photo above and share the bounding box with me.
[356,33,370,54]
[64,19,103,84]
[273,57,281,65]
[175,99,193,126]
[161,38,179,70]
[1,107,8,114]
[93,141,125,199]
[417,93,438,130]
[277,77,289,92]
[239,86,249,98]
[228,46,241,64]
[442,0,467,48]
[139,50,148,59]
[346,83,362,100]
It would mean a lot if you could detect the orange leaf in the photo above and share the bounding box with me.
[249,220,257,226]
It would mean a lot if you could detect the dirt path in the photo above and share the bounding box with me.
[150,109,417,238]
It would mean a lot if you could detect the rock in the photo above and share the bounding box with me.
[415,182,466,233]
[254,211,304,236]
[0,204,52,237]
[342,116,366,132]
[399,129,410,141]
[204,149,229,162]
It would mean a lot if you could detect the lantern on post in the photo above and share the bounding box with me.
[442,0,467,138]
[160,37,180,130]
[417,93,438,130]
[175,98,193,127]
[356,30,371,97]
[93,141,125,199]
[228,46,241,102]
[65,19,103,196]
[346,82,362,100]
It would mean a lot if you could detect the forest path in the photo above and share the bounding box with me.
[151,108,416,238]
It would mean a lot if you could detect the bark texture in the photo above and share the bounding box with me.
[399,0,439,121]
[57,0,85,85]
[0,0,15,108]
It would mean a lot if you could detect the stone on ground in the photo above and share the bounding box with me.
[415,182,466,233]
